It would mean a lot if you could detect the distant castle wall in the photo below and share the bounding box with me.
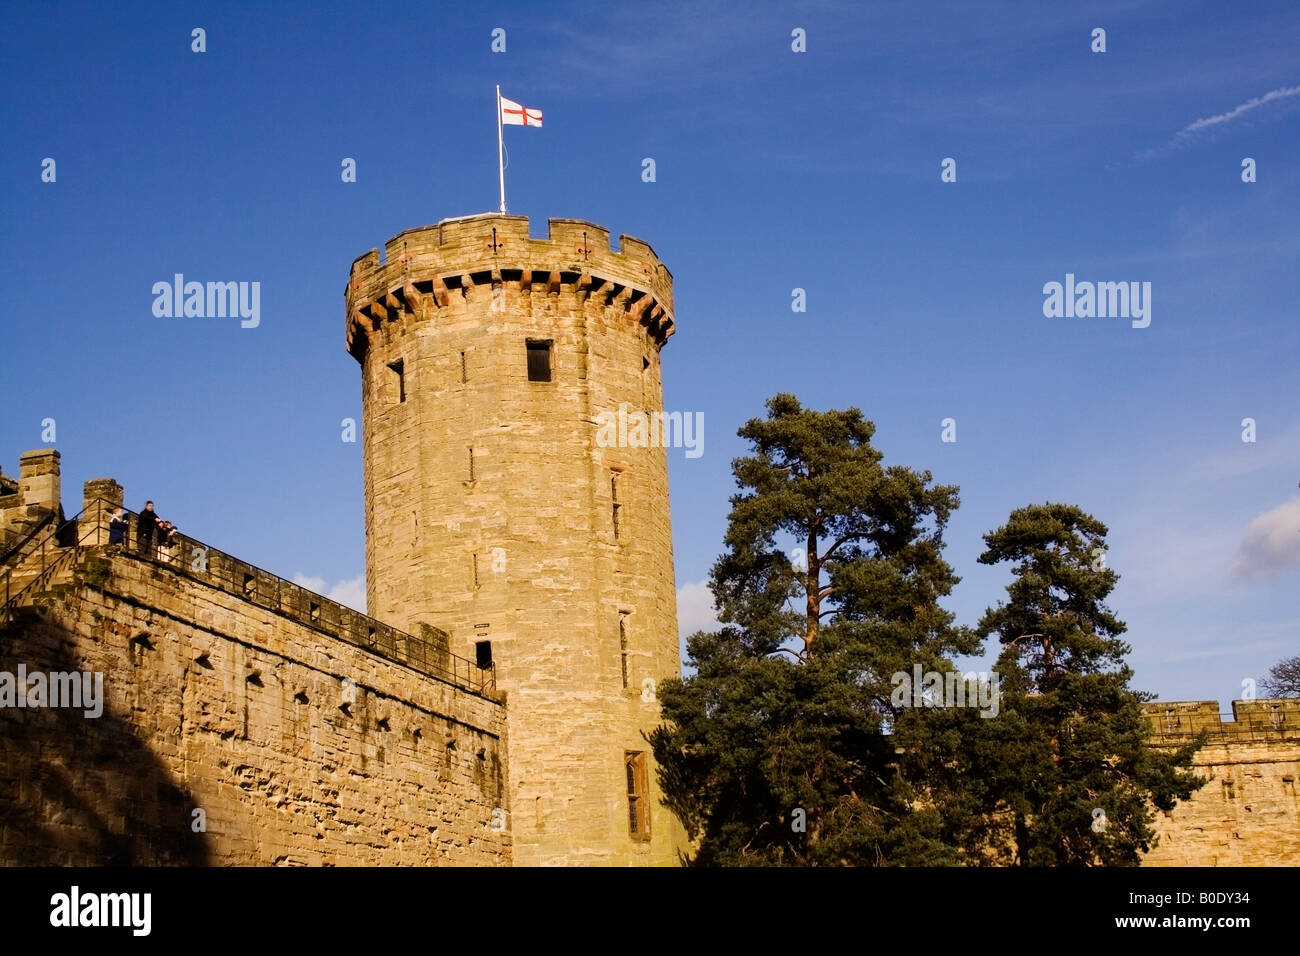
[1141,700,1300,866]
[0,546,509,865]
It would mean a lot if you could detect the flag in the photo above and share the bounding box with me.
[499,95,543,127]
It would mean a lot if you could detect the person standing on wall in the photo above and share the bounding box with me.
[108,507,128,546]
[157,520,176,563]
[137,501,157,557]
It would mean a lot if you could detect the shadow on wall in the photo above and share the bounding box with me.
[0,609,211,865]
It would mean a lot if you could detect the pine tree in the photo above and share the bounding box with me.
[649,394,976,865]
[973,503,1204,865]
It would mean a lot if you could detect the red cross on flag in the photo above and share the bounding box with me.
[495,85,542,213]
[500,95,543,127]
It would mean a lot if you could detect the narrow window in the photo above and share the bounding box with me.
[472,552,480,589]
[468,447,475,482]
[309,601,320,622]
[527,340,552,382]
[242,573,255,596]
[475,640,493,669]
[460,350,467,383]
[625,751,650,840]
[619,612,629,689]
[387,359,406,402]
[611,475,621,539]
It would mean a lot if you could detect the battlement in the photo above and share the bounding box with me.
[345,214,675,361]
[2,463,497,699]
[1143,699,1300,741]
[1140,698,1300,867]
[347,211,687,865]
[2,531,508,866]
[107,536,495,698]
[1,451,61,556]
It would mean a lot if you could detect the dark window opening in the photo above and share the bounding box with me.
[527,340,552,382]
[611,474,622,539]
[619,613,629,689]
[468,447,475,482]
[388,359,405,402]
[476,640,493,669]
[460,351,467,383]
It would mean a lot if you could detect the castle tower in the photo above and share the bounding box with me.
[345,214,685,865]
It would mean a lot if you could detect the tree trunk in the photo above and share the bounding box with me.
[806,527,819,652]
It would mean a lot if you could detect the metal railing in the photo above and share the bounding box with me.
[0,503,97,619]
[0,508,57,565]
[3,497,496,697]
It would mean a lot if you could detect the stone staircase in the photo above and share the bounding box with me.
[1,519,81,619]
[0,508,55,564]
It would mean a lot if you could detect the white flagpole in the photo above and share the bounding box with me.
[496,84,507,213]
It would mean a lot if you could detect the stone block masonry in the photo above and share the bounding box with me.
[0,546,509,866]
[1141,700,1299,866]
[347,214,687,866]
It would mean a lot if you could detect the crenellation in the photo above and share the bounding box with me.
[1144,698,1300,741]
[22,206,1140,868]
[348,214,685,866]
[346,214,676,362]
[1141,699,1300,866]
[1,542,509,866]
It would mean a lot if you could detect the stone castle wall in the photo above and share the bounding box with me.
[346,215,685,865]
[6,451,1298,868]
[0,450,61,556]
[1141,699,1300,867]
[0,546,509,866]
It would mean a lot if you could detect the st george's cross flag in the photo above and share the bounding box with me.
[499,95,543,126]
[495,86,542,212]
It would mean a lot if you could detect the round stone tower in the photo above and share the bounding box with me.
[345,214,684,865]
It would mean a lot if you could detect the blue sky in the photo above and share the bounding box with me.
[2,0,1297,710]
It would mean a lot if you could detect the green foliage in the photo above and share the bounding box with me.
[83,558,111,589]
[971,503,1205,865]
[651,401,1206,867]
[650,394,973,865]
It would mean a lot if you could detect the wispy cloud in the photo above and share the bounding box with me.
[1138,84,1300,158]
[292,573,367,612]
[1230,497,1300,579]
[1180,84,1300,135]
